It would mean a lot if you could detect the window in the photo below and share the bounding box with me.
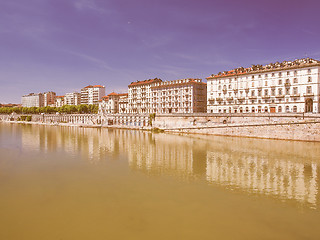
[271,89,275,96]
[252,76,255,79]
[286,106,290,112]
[293,87,298,95]
[264,89,268,96]
[294,70,297,76]
[258,90,262,96]
[278,106,282,112]
[279,79,282,85]
[287,71,290,76]
[308,77,312,82]
[252,82,255,87]
[308,69,311,74]
[258,75,261,78]
[285,88,290,95]
[307,86,312,94]
[265,81,268,86]
[229,79,232,83]
[251,90,255,96]
[293,106,297,112]
[272,73,275,77]
[279,72,282,77]
[293,78,298,83]
[278,88,283,95]
[265,74,268,78]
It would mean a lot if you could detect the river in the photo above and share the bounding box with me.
[0,122,319,239]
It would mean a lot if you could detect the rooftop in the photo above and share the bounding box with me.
[128,78,162,87]
[207,58,320,79]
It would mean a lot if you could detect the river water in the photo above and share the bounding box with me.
[0,122,319,239]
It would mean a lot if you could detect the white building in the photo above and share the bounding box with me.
[81,85,105,105]
[21,93,44,107]
[128,78,207,114]
[64,92,81,106]
[151,78,207,114]
[207,58,320,113]
[99,92,128,114]
[55,96,65,108]
[128,78,162,114]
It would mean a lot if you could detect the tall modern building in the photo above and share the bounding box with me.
[81,85,105,105]
[43,91,56,107]
[21,93,44,107]
[65,92,81,105]
[207,58,320,113]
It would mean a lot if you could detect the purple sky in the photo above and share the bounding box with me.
[1,0,320,103]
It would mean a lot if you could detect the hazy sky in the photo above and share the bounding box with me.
[1,0,320,103]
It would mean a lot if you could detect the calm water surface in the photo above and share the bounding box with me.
[0,122,320,239]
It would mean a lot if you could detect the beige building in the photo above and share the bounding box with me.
[21,93,44,107]
[152,78,207,114]
[65,92,81,106]
[207,58,320,113]
[81,85,105,105]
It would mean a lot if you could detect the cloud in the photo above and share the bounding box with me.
[74,0,106,14]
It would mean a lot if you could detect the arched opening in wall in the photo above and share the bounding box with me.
[251,107,255,113]
[223,109,226,113]
[218,109,221,113]
[278,106,282,112]
[246,107,249,112]
[240,107,243,113]
[305,98,313,113]
[293,106,297,112]
[229,107,232,113]
[285,106,290,112]
[211,110,214,113]
[264,106,268,112]
[258,106,262,113]
[168,108,172,113]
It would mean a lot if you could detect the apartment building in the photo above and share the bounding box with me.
[151,78,207,114]
[99,93,128,114]
[55,96,65,107]
[81,85,105,105]
[65,92,81,106]
[207,58,320,113]
[128,78,162,114]
[21,93,44,107]
[43,91,56,107]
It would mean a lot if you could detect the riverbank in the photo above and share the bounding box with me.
[1,113,320,142]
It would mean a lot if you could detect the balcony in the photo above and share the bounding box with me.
[226,97,233,102]
[276,95,285,98]
[285,83,291,88]
[262,95,270,99]
[290,94,300,98]
[216,97,223,102]
[249,96,257,99]
[304,93,314,97]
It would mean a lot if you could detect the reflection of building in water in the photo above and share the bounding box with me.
[206,152,319,207]
[127,132,207,178]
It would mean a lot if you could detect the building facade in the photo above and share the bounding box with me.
[128,78,162,114]
[128,78,207,114]
[81,85,105,105]
[65,92,81,106]
[21,93,44,107]
[55,96,65,108]
[151,78,207,114]
[207,58,320,113]
[43,91,56,107]
[99,93,128,114]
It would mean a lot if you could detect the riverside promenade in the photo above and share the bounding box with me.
[1,113,320,142]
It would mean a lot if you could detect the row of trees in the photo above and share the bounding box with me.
[0,104,99,114]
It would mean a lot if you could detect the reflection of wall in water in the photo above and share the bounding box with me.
[206,151,319,207]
